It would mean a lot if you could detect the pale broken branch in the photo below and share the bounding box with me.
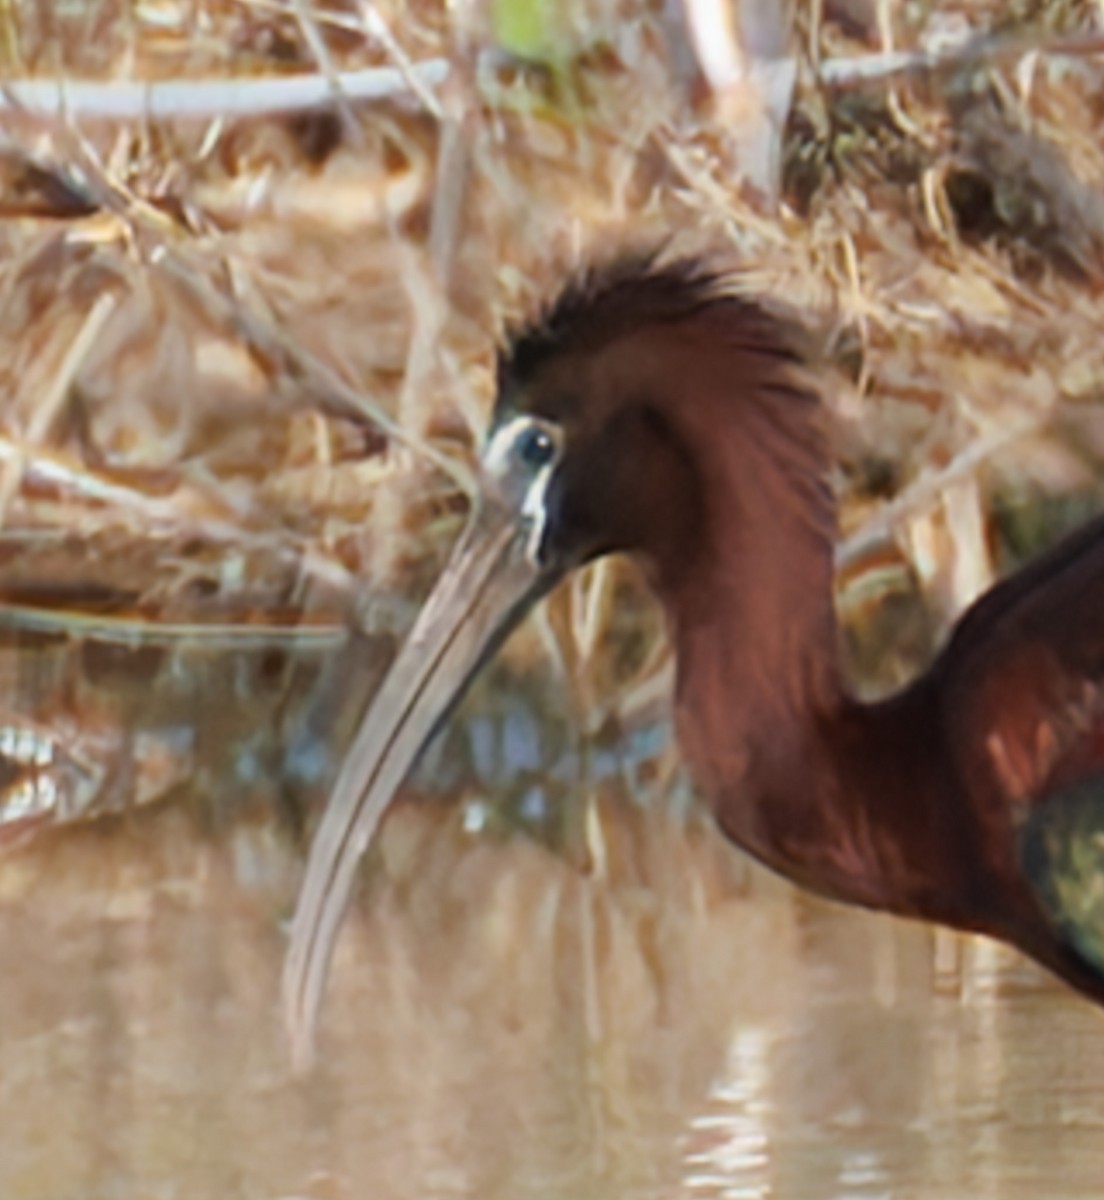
[0,61,450,122]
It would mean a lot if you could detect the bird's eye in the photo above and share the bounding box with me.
[482,416,561,498]
[515,424,556,469]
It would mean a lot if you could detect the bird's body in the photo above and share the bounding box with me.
[284,257,1104,1061]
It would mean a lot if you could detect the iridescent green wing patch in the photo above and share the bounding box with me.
[1021,775,1104,978]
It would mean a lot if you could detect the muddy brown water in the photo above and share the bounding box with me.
[0,582,1101,1198]
[1,780,1103,1200]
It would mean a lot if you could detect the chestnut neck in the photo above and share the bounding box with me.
[636,341,987,928]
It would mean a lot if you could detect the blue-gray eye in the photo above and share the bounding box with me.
[516,424,556,468]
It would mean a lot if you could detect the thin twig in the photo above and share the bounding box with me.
[290,0,364,143]
[0,603,346,646]
[0,292,119,527]
[231,0,441,118]
[837,415,1046,564]
[357,1,444,119]
[0,435,254,542]
[820,29,1104,91]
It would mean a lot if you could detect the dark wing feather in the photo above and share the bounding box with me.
[935,511,1104,973]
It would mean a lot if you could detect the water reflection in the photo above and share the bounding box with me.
[0,593,1103,1197]
[684,1030,772,1197]
[2,784,1104,1198]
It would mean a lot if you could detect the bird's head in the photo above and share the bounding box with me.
[283,255,814,1064]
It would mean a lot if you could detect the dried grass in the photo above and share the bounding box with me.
[2,0,1104,834]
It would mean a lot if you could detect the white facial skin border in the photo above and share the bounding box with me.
[480,415,562,562]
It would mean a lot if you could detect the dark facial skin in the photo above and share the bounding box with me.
[535,400,705,584]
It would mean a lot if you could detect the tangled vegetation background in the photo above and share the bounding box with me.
[3,2,1104,1197]
[2,0,1104,836]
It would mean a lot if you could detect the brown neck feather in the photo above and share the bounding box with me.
[637,332,987,927]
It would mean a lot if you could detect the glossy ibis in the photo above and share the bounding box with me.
[284,256,1104,1062]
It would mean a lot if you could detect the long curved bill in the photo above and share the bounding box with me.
[282,492,563,1069]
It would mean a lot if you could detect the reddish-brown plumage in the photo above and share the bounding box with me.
[283,257,1104,1060]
